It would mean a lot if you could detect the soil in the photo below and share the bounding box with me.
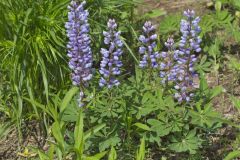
[0,128,18,160]
[140,0,212,17]
[0,120,45,159]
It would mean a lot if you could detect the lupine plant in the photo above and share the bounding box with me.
[159,37,179,85]
[138,21,160,83]
[173,10,202,102]
[99,19,123,88]
[138,21,159,69]
[65,0,93,106]
[34,6,223,159]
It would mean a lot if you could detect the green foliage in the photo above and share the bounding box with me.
[81,68,225,157]
[1,0,240,159]
[108,146,117,160]
[168,130,202,154]
[196,55,212,73]
[0,0,140,150]
[142,9,166,19]
[231,96,240,110]
[0,122,12,140]
[136,137,145,160]
[28,88,107,159]
[227,55,240,83]
[159,14,181,35]
[224,150,240,160]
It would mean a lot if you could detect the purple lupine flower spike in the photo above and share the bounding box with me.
[65,0,92,107]
[139,21,160,69]
[99,19,123,88]
[160,37,180,84]
[173,10,202,102]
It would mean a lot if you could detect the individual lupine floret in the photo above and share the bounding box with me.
[99,19,123,88]
[138,21,160,69]
[159,37,180,84]
[65,0,92,106]
[174,10,201,102]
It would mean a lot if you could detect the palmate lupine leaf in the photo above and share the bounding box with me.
[99,136,121,152]
[189,103,221,129]
[159,14,181,35]
[168,130,202,154]
[147,115,184,137]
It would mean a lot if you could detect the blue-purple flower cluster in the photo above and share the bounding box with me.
[99,19,123,88]
[65,0,93,107]
[65,1,201,105]
[65,0,93,87]
[139,21,160,69]
[173,10,202,102]
[159,37,179,84]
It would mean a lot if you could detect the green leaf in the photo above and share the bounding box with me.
[74,109,84,156]
[49,30,65,48]
[26,80,39,118]
[136,137,145,160]
[230,96,240,110]
[48,144,55,160]
[231,0,240,10]
[159,14,181,34]
[84,123,106,140]
[99,136,121,152]
[196,55,213,73]
[137,106,158,119]
[224,150,240,160]
[52,122,65,151]
[199,73,208,92]
[61,104,78,122]
[209,86,223,99]
[85,151,108,160]
[215,1,222,11]
[0,122,12,141]
[121,37,138,63]
[108,146,117,160]
[168,130,202,154]
[143,9,166,18]
[164,96,175,108]
[134,123,151,131]
[142,92,152,104]
[22,8,32,36]
[147,119,171,137]
[38,150,50,160]
[227,55,240,71]
[60,87,79,114]
[190,103,221,128]
[200,15,214,35]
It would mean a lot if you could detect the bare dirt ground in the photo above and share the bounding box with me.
[141,0,211,16]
